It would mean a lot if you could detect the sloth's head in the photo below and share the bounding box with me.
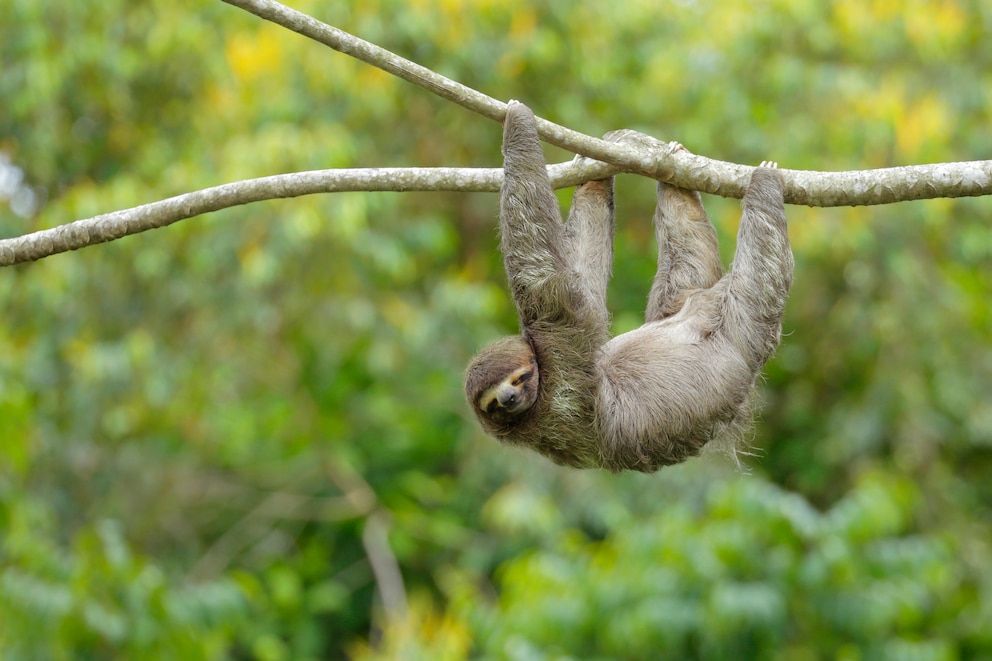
[465,335,539,430]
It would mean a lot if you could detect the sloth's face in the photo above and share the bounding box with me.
[465,335,539,427]
[477,363,538,416]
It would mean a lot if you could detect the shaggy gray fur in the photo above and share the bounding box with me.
[465,101,792,473]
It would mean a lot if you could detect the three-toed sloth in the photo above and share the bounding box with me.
[465,101,793,473]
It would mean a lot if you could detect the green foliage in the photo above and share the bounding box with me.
[0,494,246,659]
[2,0,990,658]
[463,473,981,660]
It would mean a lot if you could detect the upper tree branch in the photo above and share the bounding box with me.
[219,0,992,203]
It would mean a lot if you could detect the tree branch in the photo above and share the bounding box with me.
[218,0,992,200]
[3,155,992,267]
[362,512,408,624]
[0,162,602,267]
[1,0,989,267]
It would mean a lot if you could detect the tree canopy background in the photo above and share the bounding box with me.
[1,0,990,659]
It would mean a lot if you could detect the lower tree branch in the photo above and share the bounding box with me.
[3,155,991,267]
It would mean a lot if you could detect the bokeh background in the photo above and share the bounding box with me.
[2,1,991,658]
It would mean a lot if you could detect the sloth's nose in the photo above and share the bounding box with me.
[497,386,518,408]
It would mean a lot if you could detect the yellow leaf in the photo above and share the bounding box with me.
[896,95,950,159]
[225,27,286,82]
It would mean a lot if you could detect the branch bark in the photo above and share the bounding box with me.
[0,163,583,267]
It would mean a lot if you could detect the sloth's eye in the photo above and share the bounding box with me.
[485,399,498,414]
[512,371,533,386]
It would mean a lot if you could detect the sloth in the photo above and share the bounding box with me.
[465,100,793,473]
